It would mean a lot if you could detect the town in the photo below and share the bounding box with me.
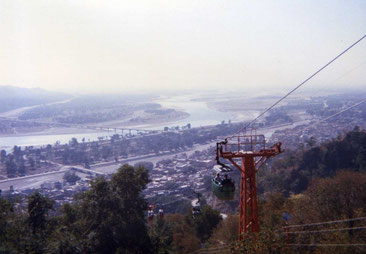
[2,93,366,216]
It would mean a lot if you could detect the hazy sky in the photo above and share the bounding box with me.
[0,0,365,94]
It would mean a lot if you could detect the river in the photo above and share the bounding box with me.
[0,95,239,151]
[154,95,236,128]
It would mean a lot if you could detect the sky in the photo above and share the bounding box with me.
[0,0,365,94]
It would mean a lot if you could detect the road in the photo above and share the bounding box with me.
[0,167,70,191]
[0,120,309,191]
[0,143,213,191]
[0,164,100,191]
[89,120,311,175]
[91,142,215,174]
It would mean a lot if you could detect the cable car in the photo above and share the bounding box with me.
[148,210,154,223]
[192,205,201,216]
[191,192,201,217]
[213,164,233,173]
[147,205,156,225]
[158,209,164,219]
[214,139,233,173]
[212,141,235,200]
[212,173,235,200]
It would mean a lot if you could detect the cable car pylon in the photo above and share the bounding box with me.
[216,129,283,240]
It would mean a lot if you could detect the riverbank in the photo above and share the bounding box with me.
[0,94,231,150]
[0,109,190,137]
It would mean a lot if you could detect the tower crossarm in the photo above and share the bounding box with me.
[215,133,283,240]
[219,142,283,159]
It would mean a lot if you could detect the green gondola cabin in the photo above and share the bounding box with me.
[212,177,235,200]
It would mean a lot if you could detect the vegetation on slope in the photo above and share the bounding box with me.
[1,128,366,253]
[0,85,70,113]
[259,126,366,195]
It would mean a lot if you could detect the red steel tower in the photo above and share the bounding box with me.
[216,130,283,240]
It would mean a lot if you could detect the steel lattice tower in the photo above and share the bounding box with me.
[216,130,283,240]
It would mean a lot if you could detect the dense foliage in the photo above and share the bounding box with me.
[0,164,224,254]
[0,164,153,253]
[2,129,366,253]
[260,127,366,194]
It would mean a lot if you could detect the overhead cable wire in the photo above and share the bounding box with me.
[283,216,366,229]
[317,98,366,123]
[156,196,191,207]
[236,34,366,134]
[285,226,366,235]
[245,97,366,144]
[289,243,366,247]
[228,93,366,141]
[329,60,366,84]
[271,97,366,135]
[190,245,231,254]
[200,249,231,254]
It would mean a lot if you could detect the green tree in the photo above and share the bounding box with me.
[185,205,222,242]
[306,136,317,148]
[18,158,26,175]
[306,171,366,222]
[134,161,154,171]
[27,191,54,234]
[70,137,78,147]
[63,170,81,185]
[208,215,239,245]
[13,145,22,162]
[165,214,200,254]
[5,155,17,177]
[101,146,112,160]
[67,164,152,253]
[28,157,35,170]
[0,198,13,246]
[149,217,173,254]
[0,149,6,164]
[0,198,31,253]
[260,192,287,229]
[234,230,285,254]
[281,171,366,252]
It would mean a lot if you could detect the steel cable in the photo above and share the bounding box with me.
[236,34,366,134]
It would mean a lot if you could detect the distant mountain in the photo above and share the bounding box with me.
[0,85,71,113]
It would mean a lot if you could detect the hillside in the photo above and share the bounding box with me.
[0,85,70,113]
[259,126,366,195]
[1,128,366,253]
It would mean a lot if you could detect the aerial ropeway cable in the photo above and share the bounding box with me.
[248,97,366,134]
[212,33,366,241]
[289,243,366,247]
[287,226,366,235]
[282,216,366,229]
[281,217,366,249]
[317,97,366,124]
[236,33,366,134]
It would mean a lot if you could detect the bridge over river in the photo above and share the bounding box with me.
[0,116,161,135]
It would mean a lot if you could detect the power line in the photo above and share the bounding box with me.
[236,34,366,134]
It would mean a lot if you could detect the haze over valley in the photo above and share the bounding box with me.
[1,0,366,252]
